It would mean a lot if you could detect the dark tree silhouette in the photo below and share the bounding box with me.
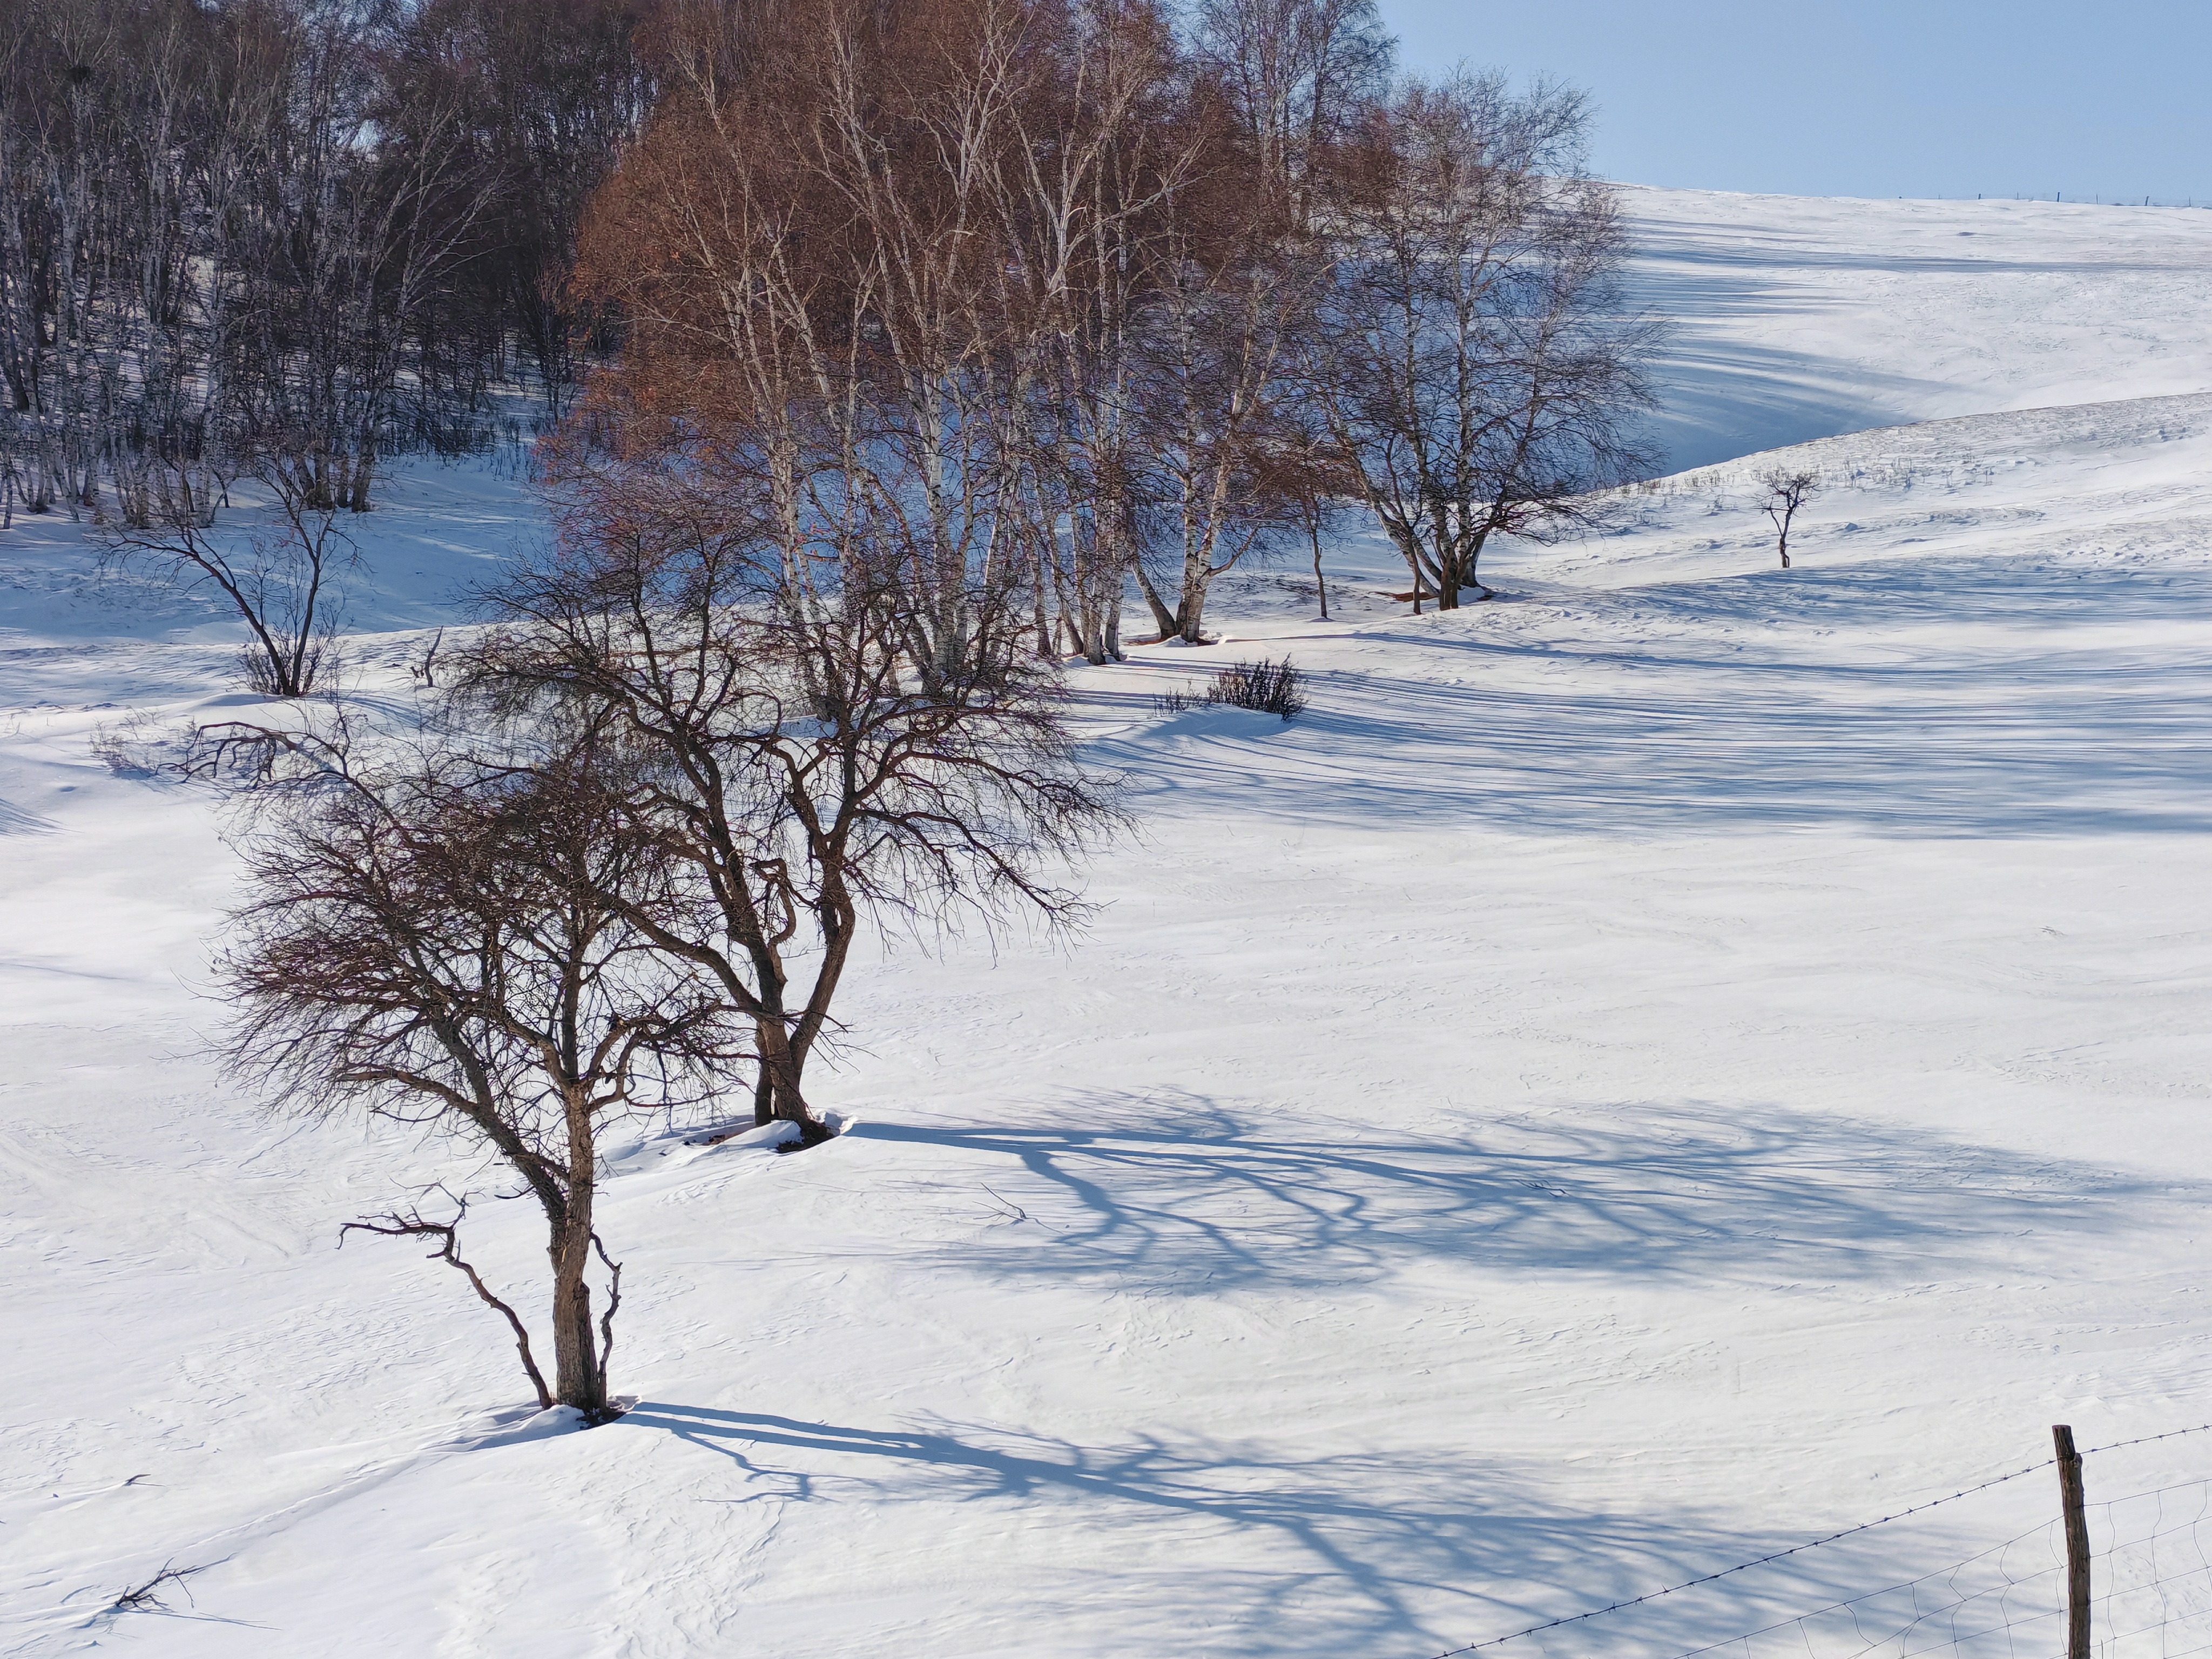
[217,724,732,1415]
[1760,467,1820,568]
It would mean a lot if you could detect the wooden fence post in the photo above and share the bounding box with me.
[2054,1424,2090,1659]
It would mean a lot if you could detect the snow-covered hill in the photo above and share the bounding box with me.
[1624,187,2212,469]
[5,191,2212,1657]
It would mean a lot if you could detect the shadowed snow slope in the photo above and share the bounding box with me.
[1624,188,2212,469]
[4,192,2211,1658]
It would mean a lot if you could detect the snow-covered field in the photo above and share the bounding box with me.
[6,192,2212,1657]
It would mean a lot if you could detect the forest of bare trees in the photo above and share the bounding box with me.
[3,0,1655,637]
[0,0,651,529]
[562,0,1654,653]
[4,0,1662,1413]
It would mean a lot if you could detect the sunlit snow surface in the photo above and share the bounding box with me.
[5,193,2212,1658]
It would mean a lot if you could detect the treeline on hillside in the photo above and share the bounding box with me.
[569,0,1656,643]
[0,0,652,526]
[2,0,1657,623]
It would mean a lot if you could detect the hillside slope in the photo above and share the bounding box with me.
[1625,187,2212,469]
[4,193,2211,1657]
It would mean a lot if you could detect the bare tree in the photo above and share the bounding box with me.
[1759,467,1818,569]
[217,724,732,1415]
[1316,72,1657,610]
[465,495,1124,1149]
[1126,214,1314,645]
[99,451,358,698]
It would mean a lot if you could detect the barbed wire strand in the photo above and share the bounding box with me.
[1426,1422,2212,1659]
[2083,1423,2212,1458]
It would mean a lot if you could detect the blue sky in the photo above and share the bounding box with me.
[1375,1,2212,203]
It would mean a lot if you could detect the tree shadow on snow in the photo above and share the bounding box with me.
[1614,213,2152,470]
[616,1091,2136,1652]
[847,1092,2178,1297]
[613,1398,2025,1658]
[0,793,57,834]
[1102,557,2212,837]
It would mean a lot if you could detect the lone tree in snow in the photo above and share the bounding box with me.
[215,721,734,1417]
[1759,468,1819,569]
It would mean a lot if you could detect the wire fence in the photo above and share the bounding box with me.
[1431,1426,2212,1659]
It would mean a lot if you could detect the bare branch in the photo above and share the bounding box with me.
[342,1199,552,1412]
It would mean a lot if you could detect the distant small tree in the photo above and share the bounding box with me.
[216,724,731,1417]
[1759,468,1819,569]
[1292,474,1348,622]
[1260,415,1358,621]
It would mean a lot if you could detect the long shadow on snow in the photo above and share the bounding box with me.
[610,1098,2137,1650]
[1621,218,2206,470]
[1620,229,2043,470]
[1103,561,2212,837]
[0,794,56,833]
[615,1399,1970,1658]
[1633,337,1948,473]
[848,1095,2168,1296]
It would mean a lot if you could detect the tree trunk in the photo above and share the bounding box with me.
[1177,568,1212,644]
[549,1087,606,1413]
[1132,559,1181,640]
[549,1216,603,1413]
[1434,526,1466,611]
[758,1019,833,1147]
[1031,548,1053,659]
[1381,521,1425,615]
[752,1043,775,1127]
[347,442,375,512]
[1463,527,1496,601]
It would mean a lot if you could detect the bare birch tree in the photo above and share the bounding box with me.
[996,0,1186,664]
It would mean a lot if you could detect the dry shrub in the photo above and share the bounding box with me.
[1155,657,1309,720]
